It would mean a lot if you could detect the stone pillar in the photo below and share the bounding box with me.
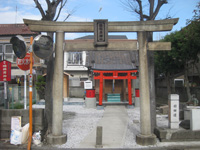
[136,31,156,145]
[47,31,67,145]
[168,94,179,129]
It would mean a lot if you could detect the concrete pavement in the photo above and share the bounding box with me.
[79,105,128,148]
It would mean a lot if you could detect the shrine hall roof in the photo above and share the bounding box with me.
[71,35,139,71]
[86,51,138,71]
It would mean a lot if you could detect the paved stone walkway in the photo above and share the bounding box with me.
[79,105,128,148]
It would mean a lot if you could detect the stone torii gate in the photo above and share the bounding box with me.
[24,18,178,146]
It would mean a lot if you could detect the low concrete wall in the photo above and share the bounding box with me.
[69,87,84,98]
[156,86,200,103]
[0,109,45,139]
[155,127,200,142]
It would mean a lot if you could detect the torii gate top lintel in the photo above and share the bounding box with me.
[23,18,179,32]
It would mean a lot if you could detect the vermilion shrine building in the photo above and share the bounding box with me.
[87,50,138,105]
[64,35,139,105]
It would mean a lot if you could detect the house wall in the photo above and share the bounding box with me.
[63,75,69,98]
[64,50,88,98]
[67,71,88,98]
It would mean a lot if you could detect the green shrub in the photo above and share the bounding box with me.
[36,75,46,99]
[10,102,24,109]
[10,100,37,109]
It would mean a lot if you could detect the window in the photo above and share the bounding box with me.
[68,52,83,65]
[174,79,184,87]
[0,44,16,62]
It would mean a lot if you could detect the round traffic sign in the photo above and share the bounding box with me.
[16,53,34,71]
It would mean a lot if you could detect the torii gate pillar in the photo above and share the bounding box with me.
[136,31,157,145]
[47,31,67,144]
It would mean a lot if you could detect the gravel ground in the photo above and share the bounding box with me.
[122,107,169,148]
[123,107,141,148]
[33,104,104,148]
[59,105,104,148]
[33,104,169,149]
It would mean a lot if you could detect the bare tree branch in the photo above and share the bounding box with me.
[45,0,51,8]
[55,0,63,8]
[152,0,168,20]
[143,14,150,20]
[34,0,71,21]
[45,0,53,20]
[54,0,63,21]
[54,0,68,21]
[136,0,144,21]
[120,0,138,14]
[34,0,46,19]
[149,0,154,18]
[134,7,141,15]
[164,6,174,19]
[63,7,76,21]
[63,14,71,22]
[50,1,60,20]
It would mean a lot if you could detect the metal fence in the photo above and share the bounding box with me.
[0,85,38,109]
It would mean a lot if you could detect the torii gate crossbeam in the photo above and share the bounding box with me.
[24,18,178,146]
[24,18,178,32]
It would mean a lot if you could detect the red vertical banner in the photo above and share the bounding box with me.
[0,60,11,81]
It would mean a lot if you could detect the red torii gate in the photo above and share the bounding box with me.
[93,70,137,105]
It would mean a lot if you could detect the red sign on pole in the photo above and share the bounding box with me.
[0,60,11,81]
[16,53,34,71]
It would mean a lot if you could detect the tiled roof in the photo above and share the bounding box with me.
[87,51,138,70]
[0,24,38,36]
[69,35,139,71]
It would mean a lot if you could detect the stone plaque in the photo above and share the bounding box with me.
[94,19,108,46]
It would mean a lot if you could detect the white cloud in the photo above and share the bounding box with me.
[0,10,41,24]
[0,6,11,11]
[67,15,92,22]
[17,0,35,7]
[21,13,42,21]
[57,10,93,22]
[17,0,47,13]
[0,11,22,24]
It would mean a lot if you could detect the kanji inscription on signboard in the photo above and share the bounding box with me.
[0,60,11,81]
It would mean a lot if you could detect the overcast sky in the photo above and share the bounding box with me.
[0,0,198,40]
